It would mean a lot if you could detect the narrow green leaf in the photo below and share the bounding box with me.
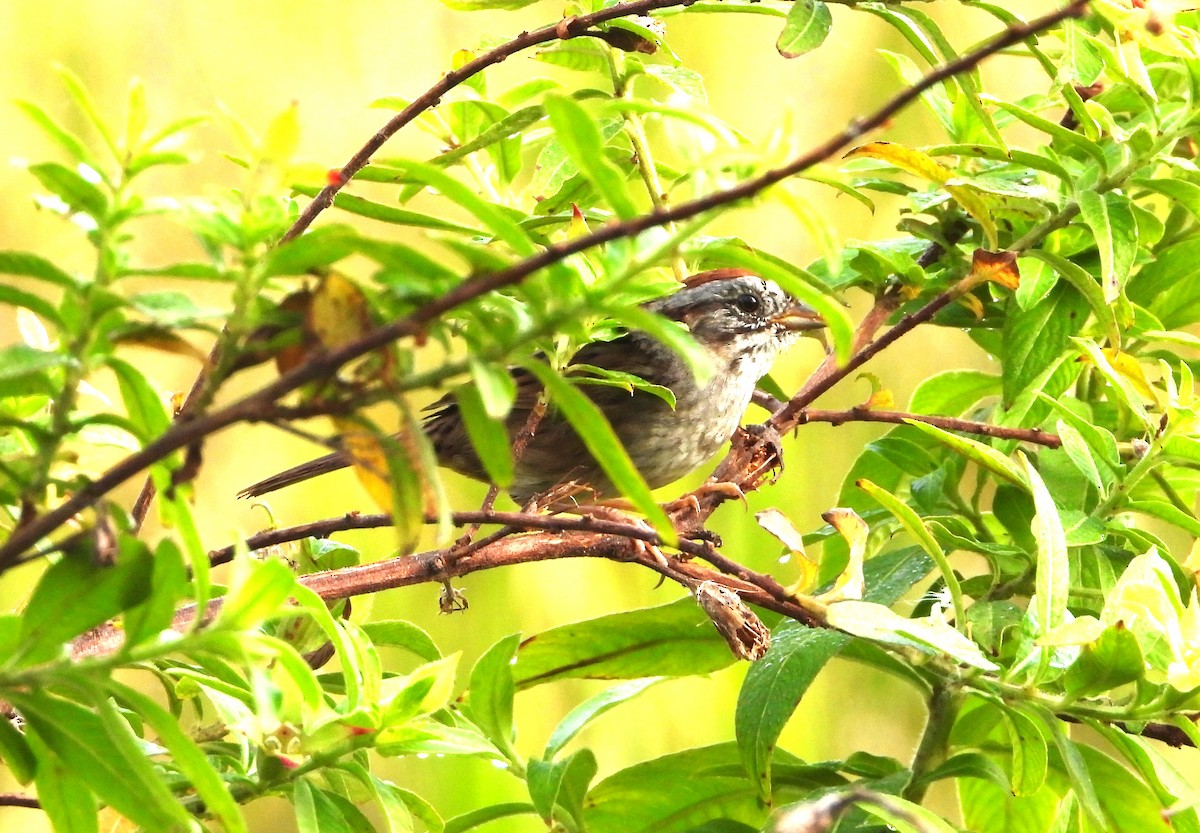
[857,479,965,627]
[1078,190,1137,305]
[381,158,538,254]
[108,681,247,833]
[543,94,638,219]
[360,620,442,662]
[908,369,999,416]
[824,601,998,670]
[987,97,1108,171]
[15,537,154,666]
[463,633,521,760]
[55,65,120,159]
[513,598,736,689]
[528,750,598,828]
[0,250,78,288]
[453,381,514,487]
[25,730,99,833]
[521,360,672,539]
[27,162,109,217]
[776,1,832,58]
[0,284,64,327]
[1023,454,1069,644]
[444,803,538,833]
[544,678,663,760]
[291,186,479,234]
[1055,419,1105,492]
[902,419,1027,488]
[107,357,172,441]
[1035,707,1106,828]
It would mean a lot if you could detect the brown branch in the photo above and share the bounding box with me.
[0,794,40,809]
[797,408,1062,448]
[72,523,825,659]
[0,0,1087,566]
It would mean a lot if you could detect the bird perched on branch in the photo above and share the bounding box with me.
[240,269,825,504]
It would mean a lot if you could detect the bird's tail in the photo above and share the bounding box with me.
[238,449,349,498]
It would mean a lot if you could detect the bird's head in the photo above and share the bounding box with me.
[650,269,825,367]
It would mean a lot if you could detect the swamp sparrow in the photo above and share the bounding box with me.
[240,270,825,503]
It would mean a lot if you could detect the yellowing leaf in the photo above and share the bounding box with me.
[261,101,301,167]
[310,273,371,350]
[1101,347,1157,403]
[334,418,394,514]
[846,142,999,247]
[818,508,867,603]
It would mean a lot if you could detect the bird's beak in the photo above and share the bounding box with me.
[771,302,825,333]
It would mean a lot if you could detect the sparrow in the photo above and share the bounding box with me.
[239,269,825,504]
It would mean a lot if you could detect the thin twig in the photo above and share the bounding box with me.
[797,408,1062,448]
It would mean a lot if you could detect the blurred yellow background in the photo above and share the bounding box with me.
[0,2,1092,831]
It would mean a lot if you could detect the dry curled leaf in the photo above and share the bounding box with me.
[693,580,770,661]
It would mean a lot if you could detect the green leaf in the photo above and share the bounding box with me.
[824,600,998,670]
[609,305,713,385]
[988,96,1108,171]
[584,743,798,833]
[544,677,663,760]
[0,344,71,397]
[0,250,78,289]
[1037,707,1106,828]
[26,161,109,217]
[0,703,37,784]
[383,158,538,255]
[908,369,999,416]
[857,478,965,627]
[1073,338,1155,431]
[1076,742,1184,833]
[291,186,479,234]
[444,803,538,833]
[1001,704,1048,797]
[15,99,98,169]
[1078,190,1137,305]
[0,283,64,328]
[527,750,598,829]
[735,627,848,800]
[122,537,188,647]
[360,619,441,662]
[902,419,1027,488]
[463,632,521,759]
[543,94,638,220]
[108,681,247,833]
[1063,625,1144,698]
[14,692,193,832]
[216,556,296,630]
[959,777,1059,833]
[265,225,361,276]
[1001,282,1090,408]
[513,598,736,688]
[521,360,672,539]
[107,356,172,441]
[1023,453,1070,675]
[776,1,832,58]
[14,537,154,666]
[1055,419,1105,492]
[453,382,514,488]
[26,730,99,833]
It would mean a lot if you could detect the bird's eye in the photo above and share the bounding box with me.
[734,293,761,314]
